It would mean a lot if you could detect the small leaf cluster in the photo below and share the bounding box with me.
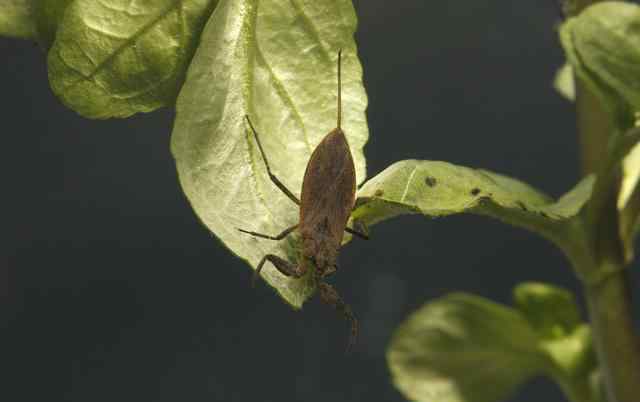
[388,284,600,402]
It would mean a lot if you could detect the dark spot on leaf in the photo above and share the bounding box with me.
[425,176,437,187]
[539,211,549,218]
[471,188,481,196]
[516,201,528,211]
[374,189,384,197]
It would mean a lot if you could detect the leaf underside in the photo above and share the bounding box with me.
[388,288,598,402]
[47,0,217,118]
[387,294,544,402]
[352,160,594,246]
[171,0,369,308]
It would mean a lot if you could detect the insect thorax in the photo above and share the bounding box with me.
[301,230,339,277]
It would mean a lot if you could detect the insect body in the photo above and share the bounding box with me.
[238,50,368,351]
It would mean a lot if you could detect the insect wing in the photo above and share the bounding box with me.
[299,128,356,244]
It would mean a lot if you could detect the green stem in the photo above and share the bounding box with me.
[560,380,595,402]
[565,2,640,401]
[584,265,640,402]
[554,368,597,402]
[563,221,640,402]
[575,60,640,402]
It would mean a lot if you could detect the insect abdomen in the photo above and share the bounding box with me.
[299,128,356,245]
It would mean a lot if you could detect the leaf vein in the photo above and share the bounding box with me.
[242,1,288,231]
[289,0,332,63]
[400,166,419,202]
[65,2,181,88]
[255,44,312,153]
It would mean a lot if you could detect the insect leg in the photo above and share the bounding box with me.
[317,281,358,353]
[252,254,306,287]
[244,115,301,206]
[237,224,298,241]
[345,219,369,240]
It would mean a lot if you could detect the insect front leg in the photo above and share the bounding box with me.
[317,281,358,353]
[237,224,298,241]
[252,254,306,287]
[244,115,301,206]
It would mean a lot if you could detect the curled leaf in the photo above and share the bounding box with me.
[352,160,594,247]
[559,2,640,125]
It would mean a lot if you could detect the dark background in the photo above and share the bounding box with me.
[2,2,638,401]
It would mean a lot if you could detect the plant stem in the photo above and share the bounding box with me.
[558,377,596,402]
[567,2,640,401]
[584,265,640,402]
[575,69,640,402]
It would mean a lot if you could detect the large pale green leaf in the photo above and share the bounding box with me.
[387,294,545,402]
[388,290,599,402]
[0,0,35,38]
[559,1,640,125]
[47,0,217,118]
[352,160,594,247]
[171,0,368,308]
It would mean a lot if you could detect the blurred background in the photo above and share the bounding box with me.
[2,1,638,401]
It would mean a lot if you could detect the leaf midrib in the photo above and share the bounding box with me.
[63,1,184,88]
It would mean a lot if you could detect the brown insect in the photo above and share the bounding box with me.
[238,50,368,351]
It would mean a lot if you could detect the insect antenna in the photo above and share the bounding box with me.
[337,49,342,130]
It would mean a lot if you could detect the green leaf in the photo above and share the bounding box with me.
[171,0,368,308]
[554,63,575,101]
[47,0,218,119]
[559,1,640,126]
[33,0,73,49]
[0,0,36,39]
[541,325,597,386]
[513,282,581,340]
[352,160,594,246]
[387,293,545,402]
[388,290,599,402]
